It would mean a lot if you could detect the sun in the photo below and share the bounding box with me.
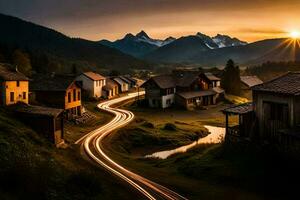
[290,31,300,39]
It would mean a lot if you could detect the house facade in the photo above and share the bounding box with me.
[102,78,119,99]
[0,64,29,106]
[113,77,129,93]
[31,75,82,119]
[76,72,106,98]
[142,70,223,110]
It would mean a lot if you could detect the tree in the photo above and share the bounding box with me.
[12,49,32,76]
[221,59,241,95]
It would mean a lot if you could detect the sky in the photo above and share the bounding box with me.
[0,0,300,42]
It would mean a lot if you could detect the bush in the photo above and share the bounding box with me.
[142,122,155,128]
[163,123,177,131]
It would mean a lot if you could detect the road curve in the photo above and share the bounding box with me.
[75,92,188,200]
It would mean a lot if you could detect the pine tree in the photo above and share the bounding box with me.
[221,59,241,95]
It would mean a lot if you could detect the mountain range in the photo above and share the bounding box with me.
[99,31,247,58]
[0,13,150,74]
[101,31,300,67]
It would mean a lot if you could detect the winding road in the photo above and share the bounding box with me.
[75,92,187,200]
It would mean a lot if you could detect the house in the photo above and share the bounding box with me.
[30,75,82,119]
[252,72,300,141]
[0,63,29,106]
[223,72,300,145]
[142,75,176,108]
[142,70,223,109]
[120,76,137,89]
[113,77,129,93]
[75,72,106,98]
[13,104,64,146]
[240,76,263,99]
[102,78,119,99]
[205,73,221,88]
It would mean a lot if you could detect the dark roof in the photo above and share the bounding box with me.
[120,76,136,84]
[103,78,118,90]
[176,72,200,87]
[252,72,300,95]
[222,103,253,115]
[204,73,221,81]
[240,76,263,87]
[83,72,105,81]
[30,74,77,91]
[176,90,216,99]
[147,75,176,89]
[13,104,63,117]
[0,63,29,81]
[113,77,127,86]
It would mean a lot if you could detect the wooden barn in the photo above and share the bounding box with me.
[13,104,64,146]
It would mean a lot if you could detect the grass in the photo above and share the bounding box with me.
[0,107,138,200]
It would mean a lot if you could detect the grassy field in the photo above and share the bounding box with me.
[102,103,299,200]
[64,101,112,143]
[0,107,140,200]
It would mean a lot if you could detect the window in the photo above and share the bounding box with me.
[73,89,76,101]
[16,81,20,87]
[10,92,14,102]
[23,92,26,99]
[166,99,171,105]
[68,92,71,103]
[78,91,81,101]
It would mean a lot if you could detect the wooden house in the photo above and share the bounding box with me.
[240,76,263,99]
[223,72,300,145]
[252,72,300,141]
[30,75,82,119]
[0,63,29,106]
[142,71,223,110]
[102,78,119,99]
[75,72,106,98]
[13,104,64,146]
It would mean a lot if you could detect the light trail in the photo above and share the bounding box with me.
[75,92,188,200]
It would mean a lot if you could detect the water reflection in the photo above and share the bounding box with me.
[145,125,225,159]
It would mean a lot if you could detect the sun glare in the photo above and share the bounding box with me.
[290,31,300,39]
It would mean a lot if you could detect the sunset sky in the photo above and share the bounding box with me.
[0,0,299,42]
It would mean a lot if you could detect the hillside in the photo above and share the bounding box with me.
[0,108,137,200]
[0,13,150,74]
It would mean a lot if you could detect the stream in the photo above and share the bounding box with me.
[145,125,225,159]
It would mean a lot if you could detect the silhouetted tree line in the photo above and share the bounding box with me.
[245,61,300,81]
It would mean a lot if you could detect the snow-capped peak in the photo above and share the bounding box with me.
[135,30,175,47]
[212,34,247,48]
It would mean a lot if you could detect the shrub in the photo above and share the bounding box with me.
[163,123,177,131]
[142,122,155,128]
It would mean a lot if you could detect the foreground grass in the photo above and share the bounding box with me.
[0,108,139,200]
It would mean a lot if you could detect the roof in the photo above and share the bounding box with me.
[113,77,128,86]
[176,72,200,87]
[176,90,217,99]
[13,104,63,117]
[0,63,29,81]
[31,74,78,91]
[82,72,105,81]
[240,76,263,87]
[222,103,253,115]
[212,87,225,94]
[103,78,118,90]
[204,73,221,81]
[120,76,136,84]
[252,72,300,95]
[147,75,176,89]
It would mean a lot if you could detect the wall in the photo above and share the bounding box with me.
[65,83,81,110]
[4,81,29,105]
[161,93,175,108]
[253,91,295,139]
[76,75,104,98]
